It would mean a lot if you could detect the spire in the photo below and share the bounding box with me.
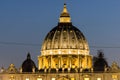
[59,3,71,23]
[27,52,31,59]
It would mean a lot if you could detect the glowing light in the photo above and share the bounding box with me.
[26,78,29,80]
[37,78,42,80]
[112,75,117,79]
[69,50,71,54]
[52,78,55,80]
[59,50,61,54]
[84,78,89,80]
[97,78,101,80]
[71,78,75,80]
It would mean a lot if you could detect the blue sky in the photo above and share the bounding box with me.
[0,0,120,68]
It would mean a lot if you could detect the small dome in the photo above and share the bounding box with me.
[22,53,37,72]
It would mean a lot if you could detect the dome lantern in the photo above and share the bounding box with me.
[59,4,71,23]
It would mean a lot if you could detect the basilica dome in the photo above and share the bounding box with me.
[38,4,92,70]
[41,4,89,56]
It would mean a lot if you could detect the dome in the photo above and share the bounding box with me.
[22,53,37,72]
[41,4,89,56]
[38,4,92,71]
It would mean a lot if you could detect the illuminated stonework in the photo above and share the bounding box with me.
[38,55,92,70]
[38,3,92,70]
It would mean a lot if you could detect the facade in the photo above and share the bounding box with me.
[0,3,120,80]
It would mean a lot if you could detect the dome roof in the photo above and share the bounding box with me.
[22,53,37,72]
[41,4,89,56]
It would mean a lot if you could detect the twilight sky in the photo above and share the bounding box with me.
[0,0,120,68]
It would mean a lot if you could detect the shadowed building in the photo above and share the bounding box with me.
[0,3,120,80]
[22,53,37,72]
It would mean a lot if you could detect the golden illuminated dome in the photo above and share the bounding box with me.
[41,4,89,56]
[38,4,92,70]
